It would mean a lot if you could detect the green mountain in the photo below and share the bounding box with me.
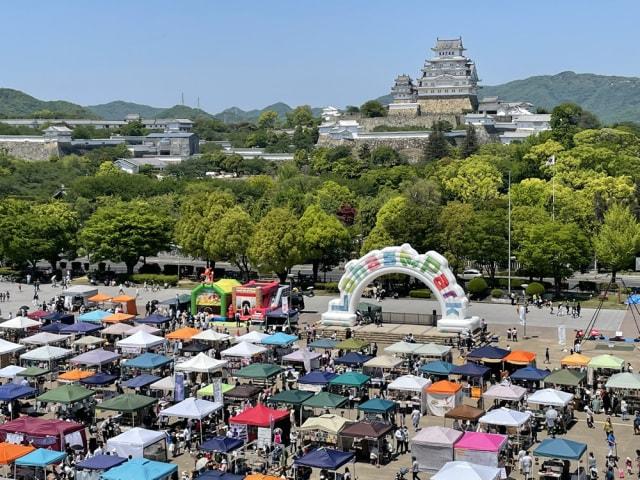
[155,105,214,120]
[86,101,164,120]
[213,102,293,123]
[0,88,97,119]
[378,72,640,124]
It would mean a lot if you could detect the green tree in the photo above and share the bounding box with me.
[461,124,478,158]
[287,106,314,127]
[465,207,508,280]
[118,120,148,137]
[360,100,386,118]
[369,146,403,167]
[248,207,301,281]
[257,110,279,130]
[80,199,172,274]
[437,202,474,273]
[443,156,503,204]
[594,204,640,282]
[313,181,356,215]
[208,205,255,280]
[298,205,351,281]
[550,103,600,148]
[423,128,450,161]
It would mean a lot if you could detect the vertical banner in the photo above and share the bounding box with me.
[281,295,289,314]
[518,305,527,326]
[213,379,223,404]
[558,325,566,346]
[174,372,185,401]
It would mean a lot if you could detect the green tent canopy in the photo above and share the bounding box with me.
[267,389,314,406]
[357,398,397,414]
[543,369,586,387]
[308,339,338,350]
[97,393,157,412]
[605,372,640,390]
[37,384,95,404]
[302,391,349,409]
[336,338,369,351]
[533,438,587,460]
[197,382,234,397]
[588,354,625,370]
[235,363,283,380]
[329,371,370,388]
[20,367,50,377]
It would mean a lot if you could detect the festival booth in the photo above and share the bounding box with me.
[98,393,158,427]
[223,384,262,407]
[0,338,25,368]
[159,397,223,441]
[478,408,532,449]
[80,372,118,388]
[72,335,106,350]
[123,352,172,372]
[101,323,133,338]
[509,366,549,388]
[61,285,98,309]
[453,431,507,468]
[300,414,351,449]
[191,279,241,319]
[467,346,509,365]
[414,343,453,361]
[261,332,298,361]
[362,355,403,386]
[106,427,167,461]
[175,352,227,383]
[0,442,34,477]
[543,369,587,392]
[88,293,113,304]
[357,398,397,422]
[149,376,176,397]
[533,438,587,480]
[192,330,232,346]
[197,382,234,399]
[232,280,280,323]
[0,317,41,343]
[123,374,161,392]
[503,350,536,369]
[444,404,485,430]
[103,313,136,324]
[117,331,165,354]
[235,331,270,344]
[75,454,127,480]
[134,313,171,326]
[482,383,526,408]
[410,427,463,473]
[420,360,454,378]
[20,346,72,372]
[293,448,355,480]
[451,362,490,397]
[605,372,640,411]
[166,326,200,342]
[338,421,393,465]
[587,354,624,384]
[268,389,314,425]
[282,349,322,373]
[236,363,283,386]
[100,458,177,480]
[0,365,25,379]
[59,322,103,336]
[303,392,349,412]
[221,341,268,373]
[229,404,290,444]
[41,311,75,326]
[297,371,338,392]
[124,324,161,336]
[334,352,373,368]
[426,380,463,417]
[432,461,501,480]
[108,295,138,316]
[0,417,86,451]
[13,449,66,480]
[20,332,69,346]
[526,388,574,431]
[308,338,338,351]
[384,341,420,356]
[70,348,120,368]
[199,436,246,476]
[265,307,299,331]
[560,353,591,368]
[329,372,371,403]
[336,338,369,352]
[57,369,94,383]
[387,374,430,413]
[78,310,110,324]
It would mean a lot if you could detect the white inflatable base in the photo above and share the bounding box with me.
[320,312,357,327]
[437,316,482,333]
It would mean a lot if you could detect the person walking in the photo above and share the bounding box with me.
[607,431,616,458]
[521,451,533,480]
[411,407,421,430]
[544,347,550,364]
[412,457,420,480]
[621,399,629,421]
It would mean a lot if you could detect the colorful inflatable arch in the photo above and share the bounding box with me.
[321,244,480,332]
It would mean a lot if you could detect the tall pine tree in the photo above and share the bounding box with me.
[423,122,450,161]
[461,124,478,158]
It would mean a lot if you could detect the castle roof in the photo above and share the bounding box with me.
[433,37,464,51]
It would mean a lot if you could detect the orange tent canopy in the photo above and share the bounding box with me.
[0,442,35,465]
[111,295,136,302]
[504,350,536,365]
[245,475,282,480]
[89,293,112,302]
[166,327,200,340]
[560,353,591,367]
[103,313,135,323]
[58,369,94,381]
[427,380,462,394]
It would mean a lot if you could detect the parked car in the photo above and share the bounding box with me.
[460,268,483,280]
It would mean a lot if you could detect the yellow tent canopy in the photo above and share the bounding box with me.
[560,353,591,367]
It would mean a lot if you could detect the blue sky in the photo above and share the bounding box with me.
[2,0,639,112]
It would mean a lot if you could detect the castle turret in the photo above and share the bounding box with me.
[391,74,416,103]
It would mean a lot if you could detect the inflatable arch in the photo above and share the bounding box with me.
[321,244,481,333]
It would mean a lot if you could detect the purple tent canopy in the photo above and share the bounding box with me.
[60,322,102,334]
[294,448,354,470]
[298,371,338,385]
[334,352,372,366]
[41,323,65,333]
[123,374,161,389]
[135,313,171,325]
[200,436,244,453]
[76,454,127,470]
[81,372,119,386]
[0,384,37,401]
[198,472,244,480]
[43,312,74,324]
[70,348,120,366]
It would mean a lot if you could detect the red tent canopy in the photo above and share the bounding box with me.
[230,404,289,427]
[0,417,86,451]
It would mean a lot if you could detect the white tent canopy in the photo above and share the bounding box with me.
[482,384,527,402]
[605,372,640,390]
[0,338,25,355]
[411,426,463,473]
[20,332,69,346]
[106,427,166,459]
[116,331,165,350]
[150,376,175,391]
[175,353,227,373]
[192,330,232,342]
[159,397,222,420]
[20,345,72,361]
[363,355,403,369]
[0,365,26,378]
[479,407,531,427]
[70,348,121,366]
[282,349,322,362]
[433,461,501,480]
[385,341,421,355]
[389,375,431,392]
[125,324,161,336]
[526,388,573,407]
[413,343,452,358]
[102,323,134,336]
[234,331,269,344]
[72,335,105,347]
[221,341,267,358]
[0,317,40,330]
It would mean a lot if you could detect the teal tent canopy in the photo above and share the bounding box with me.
[533,438,587,460]
[357,398,397,414]
[124,353,172,370]
[15,448,66,467]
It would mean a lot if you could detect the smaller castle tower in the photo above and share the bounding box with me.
[391,74,417,103]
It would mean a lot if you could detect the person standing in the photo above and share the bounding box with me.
[544,347,550,364]
[621,399,629,421]
[607,431,616,458]
[412,457,420,480]
[521,451,533,480]
[411,407,421,430]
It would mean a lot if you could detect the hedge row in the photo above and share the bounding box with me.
[129,274,178,286]
[409,289,432,298]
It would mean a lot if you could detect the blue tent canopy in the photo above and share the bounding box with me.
[294,448,354,470]
[510,366,550,382]
[124,353,172,370]
[451,362,490,377]
[198,471,244,480]
[468,345,510,361]
[41,322,65,333]
[101,458,178,480]
[81,372,119,386]
[261,332,298,346]
[0,383,36,401]
[298,371,338,385]
[420,360,454,376]
[78,310,110,324]
[135,313,171,325]
[533,438,587,460]
[200,436,244,453]
[15,448,66,467]
[308,339,338,350]
[60,322,102,334]
[357,398,397,414]
[42,312,74,324]
[158,295,190,307]
[626,294,640,305]
[334,352,372,366]
[76,454,127,470]
[123,374,161,388]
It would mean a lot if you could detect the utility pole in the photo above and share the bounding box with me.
[181,92,184,106]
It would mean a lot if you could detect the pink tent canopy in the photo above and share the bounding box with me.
[454,432,507,452]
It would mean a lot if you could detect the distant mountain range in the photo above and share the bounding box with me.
[2,71,640,124]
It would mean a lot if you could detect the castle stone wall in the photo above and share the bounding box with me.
[357,113,461,131]
[417,97,476,114]
[0,140,62,161]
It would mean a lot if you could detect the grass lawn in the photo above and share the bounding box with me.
[580,294,629,310]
